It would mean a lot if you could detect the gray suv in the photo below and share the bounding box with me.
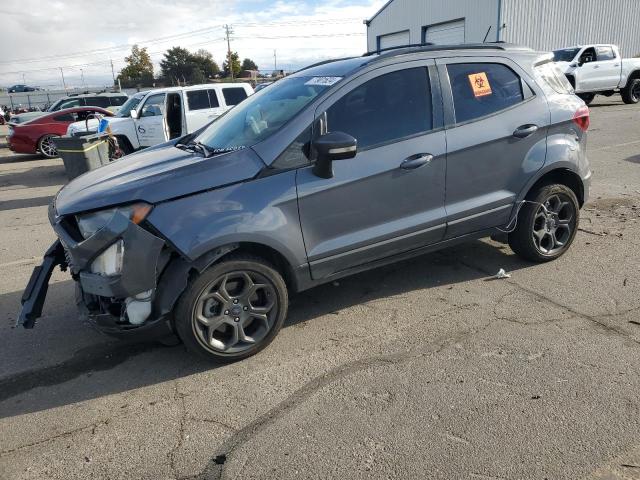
[19,44,591,361]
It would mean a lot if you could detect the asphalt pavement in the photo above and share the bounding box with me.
[0,97,639,480]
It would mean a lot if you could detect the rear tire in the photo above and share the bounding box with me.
[577,93,595,105]
[508,184,579,263]
[174,255,288,362]
[38,134,59,158]
[621,78,640,104]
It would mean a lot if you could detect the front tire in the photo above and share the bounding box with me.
[508,184,579,263]
[621,78,640,104]
[38,134,59,158]
[174,255,288,362]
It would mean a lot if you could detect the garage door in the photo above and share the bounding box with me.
[424,19,465,45]
[377,30,410,50]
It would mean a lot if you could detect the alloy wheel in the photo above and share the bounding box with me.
[39,135,58,158]
[191,270,278,354]
[531,193,576,256]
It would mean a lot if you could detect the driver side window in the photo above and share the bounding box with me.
[140,94,166,117]
[579,47,596,64]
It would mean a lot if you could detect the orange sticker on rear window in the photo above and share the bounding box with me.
[468,72,492,97]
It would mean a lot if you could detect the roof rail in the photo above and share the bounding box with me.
[295,56,358,73]
[364,42,515,58]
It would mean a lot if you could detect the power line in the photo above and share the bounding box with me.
[0,18,364,66]
[0,33,364,76]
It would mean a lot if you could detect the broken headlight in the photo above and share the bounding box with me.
[91,240,124,275]
[75,203,152,239]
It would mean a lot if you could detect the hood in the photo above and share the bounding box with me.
[54,143,266,216]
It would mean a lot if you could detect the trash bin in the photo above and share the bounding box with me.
[53,133,111,180]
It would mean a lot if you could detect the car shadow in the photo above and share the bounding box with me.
[0,239,532,419]
[0,163,66,188]
[625,153,640,164]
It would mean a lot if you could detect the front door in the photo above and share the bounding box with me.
[296,63,447,279]
[437,58,550,238]
[135,92,167,147]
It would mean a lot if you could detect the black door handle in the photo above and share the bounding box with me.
[401,154,433,170]
[513,124,538,138]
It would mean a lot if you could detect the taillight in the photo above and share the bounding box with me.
[573,105,590,132]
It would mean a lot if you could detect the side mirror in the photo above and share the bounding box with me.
[312,132,357,179]
[130,109,139,119]
[570,61,578,68]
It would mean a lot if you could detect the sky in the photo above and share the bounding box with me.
[0,0,386,89]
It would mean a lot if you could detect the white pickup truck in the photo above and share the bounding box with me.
[553,44,640,105]
[67,83,253,152]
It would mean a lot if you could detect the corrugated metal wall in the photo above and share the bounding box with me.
[501,0,640,56]
[366,0,501,52]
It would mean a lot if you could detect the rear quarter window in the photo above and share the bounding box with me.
[534,62,574,94]
[448,63,525,124]
[222,87,248,106]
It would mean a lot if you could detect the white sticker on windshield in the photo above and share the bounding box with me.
[305,76,342,86]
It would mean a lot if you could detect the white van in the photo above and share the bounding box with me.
[66,83,254,152]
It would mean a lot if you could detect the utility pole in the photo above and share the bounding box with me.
[110,58,116,86]
[22,73,26,84]
[224,24,234,80]
[59,67,67,91]
[80,68,86,90]
[274,49,277,72]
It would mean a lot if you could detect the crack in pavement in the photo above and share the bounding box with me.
[182,324,491,480]
[451,257,640,347]
[168,381,189,480]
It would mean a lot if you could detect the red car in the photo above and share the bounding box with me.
[8,106,113,158]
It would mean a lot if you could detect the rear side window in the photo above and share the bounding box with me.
[222,87,248,106]
[448,63,524,123]
[87,97,110,108]
[325,67,432,150]
[534,62,574,94]
[110,96,127,106]
[54,113,76,122]
[208,90,220,108]
[596,46,615,61]
[187,90,211,110]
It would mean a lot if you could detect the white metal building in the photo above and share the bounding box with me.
[366,0,640,56]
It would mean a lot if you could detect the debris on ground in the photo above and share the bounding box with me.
[494,268,511,279]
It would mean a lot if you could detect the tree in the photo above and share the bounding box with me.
[193,49,220,78]
[241,58,259,72]
[222,52,242,78]
[117,44,154,88]
[160,47,194,85]
[160,47,219,85]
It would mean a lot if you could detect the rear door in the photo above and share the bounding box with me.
[437,57,550,238]
[296,62,447,279]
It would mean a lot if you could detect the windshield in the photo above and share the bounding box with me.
[47,99,64,112]
[194,76,339,151]
[553,48,580,62]
[116,94,145,117]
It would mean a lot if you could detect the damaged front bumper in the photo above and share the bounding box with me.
[18,203,173,338]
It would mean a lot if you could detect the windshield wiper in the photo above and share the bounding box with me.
[175,140,211,157]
